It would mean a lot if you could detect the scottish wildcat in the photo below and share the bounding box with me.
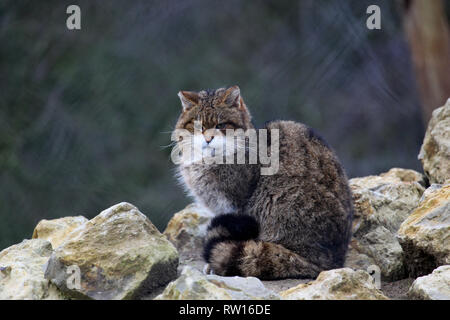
[172,86,354,280]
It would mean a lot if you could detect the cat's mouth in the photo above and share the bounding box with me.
[202,145,216,157]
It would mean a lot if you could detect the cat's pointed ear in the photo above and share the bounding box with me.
[222,85,241,108]
[178,90,199,111]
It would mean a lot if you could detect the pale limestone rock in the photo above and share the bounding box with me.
[155,266,280,300]
[280,268,388,300]
[344,242,375,273]
[345,168,425,280]
[44,202,179,300]
[418,98,450,184]
[164,204,214,258]
[32,216,88,248]
[358,226,404,276]
[349,168,426,234]
[155,266,230,300]
[0,239,65,300]
[397,184,450,277]
[206,274,280,300]
[408,265,450,300]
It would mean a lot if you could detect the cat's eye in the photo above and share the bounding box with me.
[216,123,234,130]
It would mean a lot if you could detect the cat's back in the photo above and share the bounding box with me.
[264,120,341,178]
[262,119,353,223]
[256,120,353,268]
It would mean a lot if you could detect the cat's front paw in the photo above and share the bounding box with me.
[202,263,215,275]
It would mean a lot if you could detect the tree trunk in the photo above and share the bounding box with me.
[401,0,450,123]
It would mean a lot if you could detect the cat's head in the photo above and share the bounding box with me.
[175,85,252,131]
[173,86,253,164]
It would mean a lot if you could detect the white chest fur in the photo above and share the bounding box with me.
[177,165,236,215]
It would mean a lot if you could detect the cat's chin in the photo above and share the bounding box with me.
[179,157,227,167]
[179,150,236,167]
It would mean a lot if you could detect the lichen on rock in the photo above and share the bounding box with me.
[397,183,450,277]
[32,216,88,248]
[163,204,214,259]
[280,268,388,300]
[0,239,65,300]
[155,266,280,300]
[418,98,450,184]
[44,202,179,300]
[345,168,426,280]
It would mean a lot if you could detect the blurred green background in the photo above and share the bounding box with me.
[1,0,449,250]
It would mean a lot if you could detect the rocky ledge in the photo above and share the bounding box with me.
[0,99,449,300]
[1,203,179,300]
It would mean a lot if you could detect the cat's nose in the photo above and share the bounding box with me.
[204,135,214,144]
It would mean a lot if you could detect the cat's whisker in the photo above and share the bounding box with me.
[160,141,178,149]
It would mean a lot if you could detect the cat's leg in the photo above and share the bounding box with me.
[204,239,321,280]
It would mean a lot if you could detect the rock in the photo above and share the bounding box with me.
[418,98,450,184]
[0,239,65,300]
[345,168,426,280]
[164,204,214,258]
[349,168,426,234]
[155,266,230,300]
[279,268,388,300]
[32,216,88,248]
[357,226,404,276]
[344,242,375,273]
[44,202,179,300]
[206,274,280,300]
[397,183,450,277]
[155,266,280,300]
[408,265,450,300]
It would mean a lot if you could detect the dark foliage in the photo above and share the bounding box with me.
[0,0,432,249]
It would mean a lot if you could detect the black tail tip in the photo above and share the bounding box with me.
[208,213,260,241]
